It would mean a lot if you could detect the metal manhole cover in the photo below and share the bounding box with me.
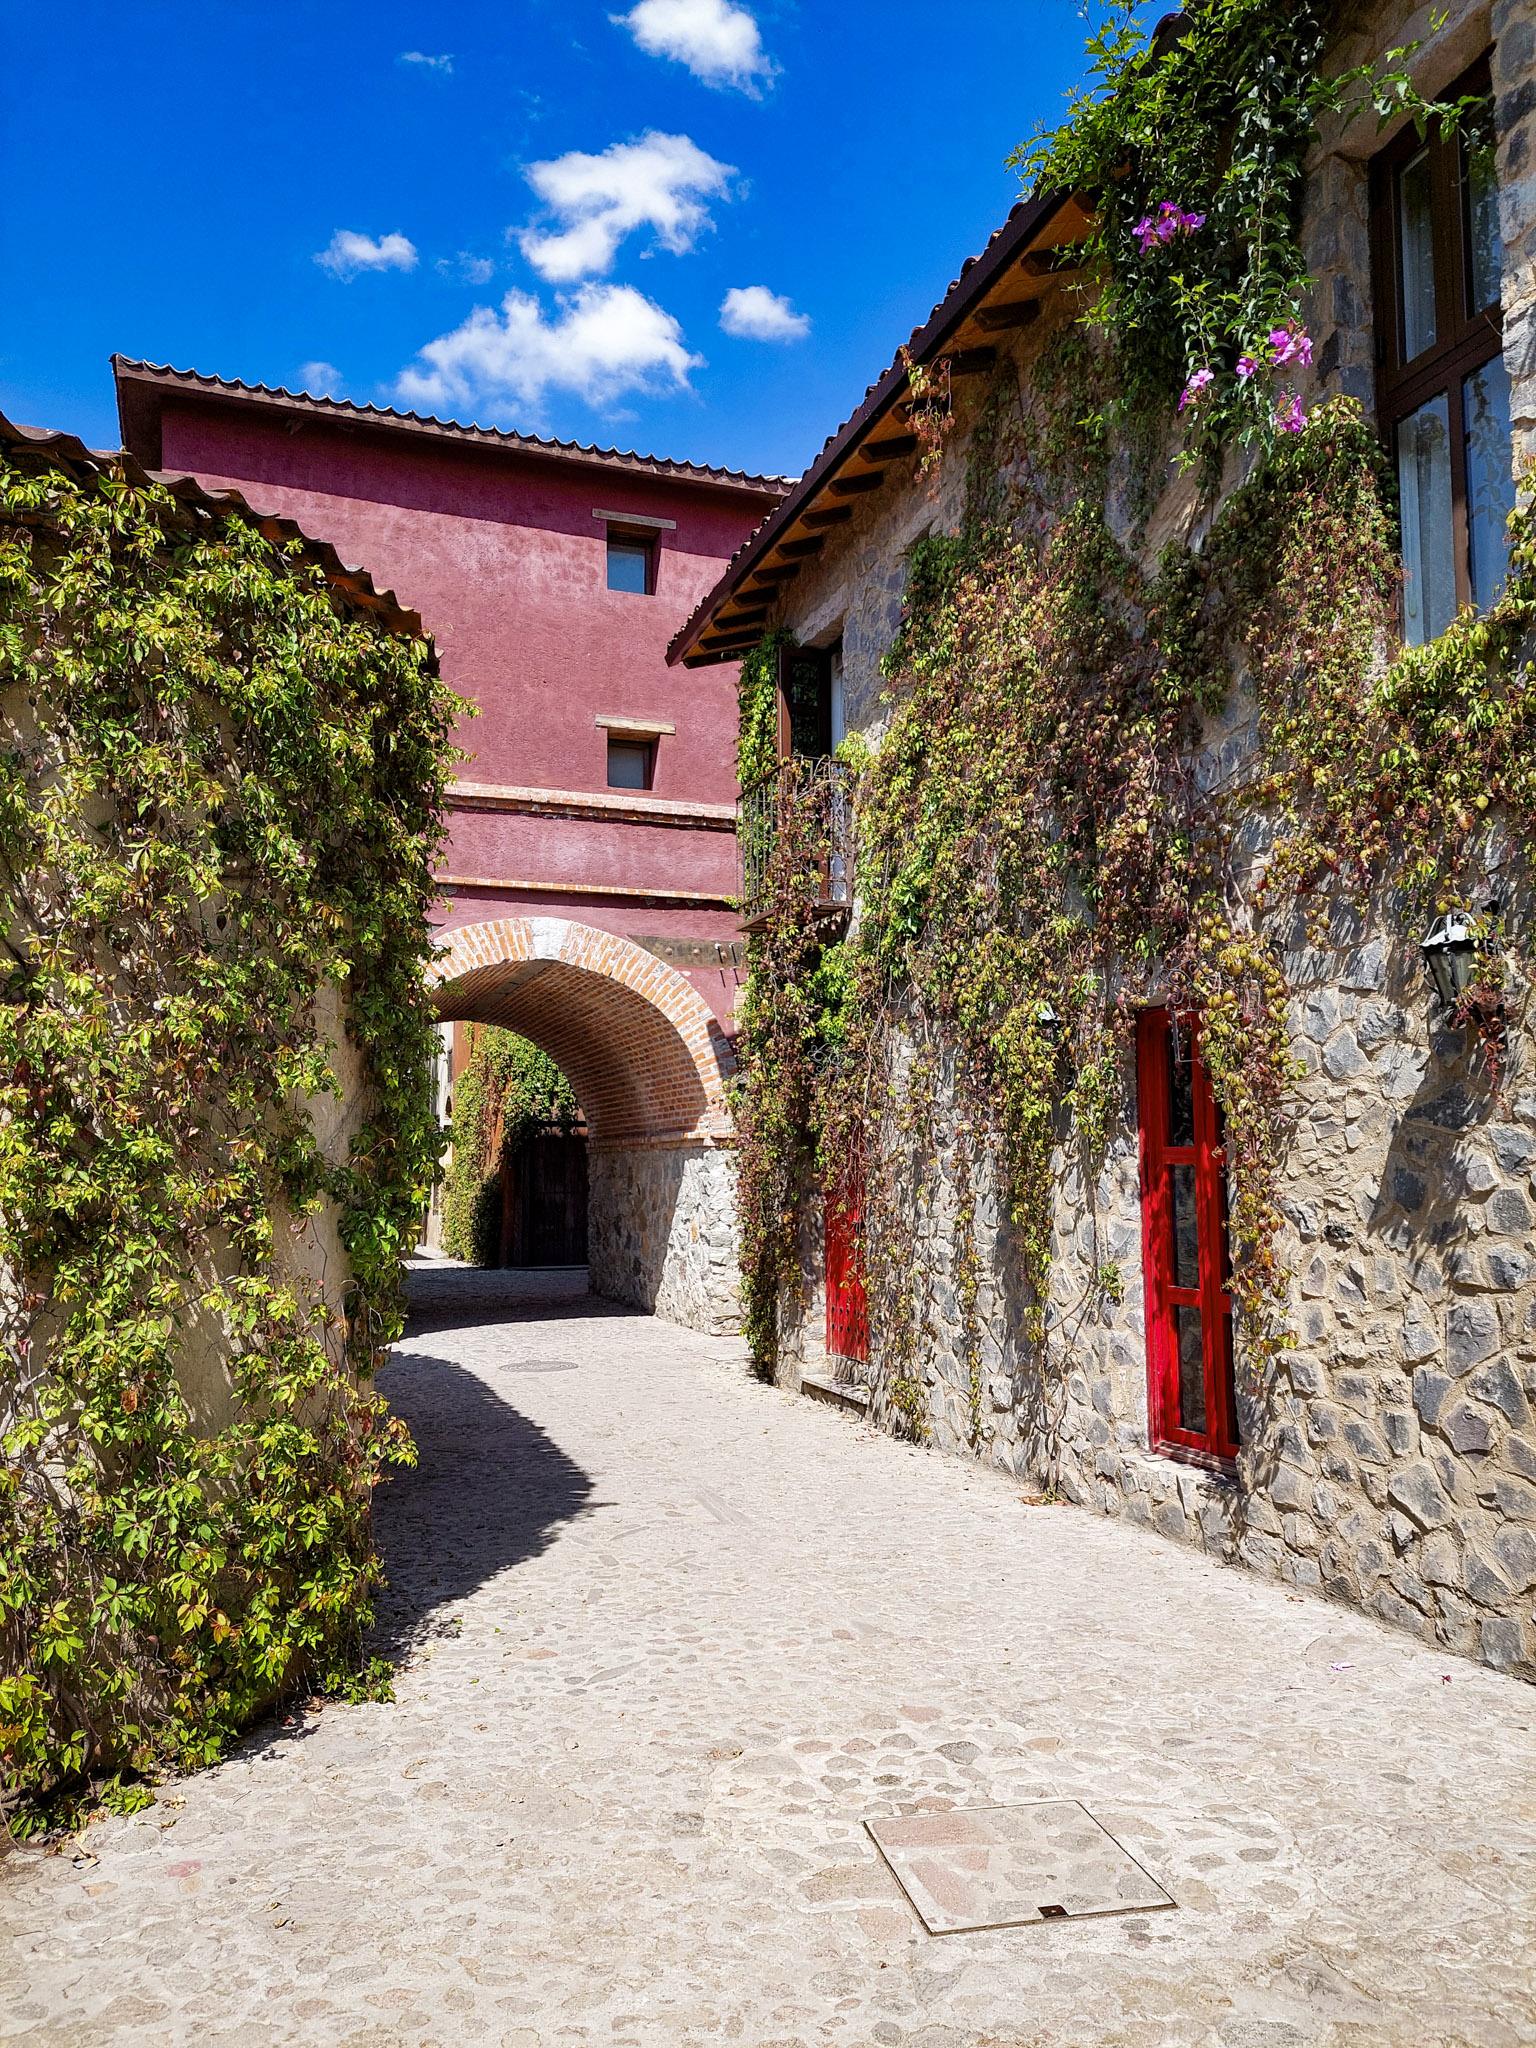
[502,1358,580,1374]
[865,1800,1175,1935]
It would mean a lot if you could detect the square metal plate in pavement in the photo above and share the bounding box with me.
[865,1800,1175,1935]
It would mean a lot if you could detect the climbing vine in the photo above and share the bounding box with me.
[733,3,1533,1430]
[1009,0,1476,463]
[0,449,458,1832]
[441,1028,579,1266]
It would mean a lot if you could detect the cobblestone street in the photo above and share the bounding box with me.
[3,1264,1534,2047]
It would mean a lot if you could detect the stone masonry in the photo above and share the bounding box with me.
[762,0,1536,1683]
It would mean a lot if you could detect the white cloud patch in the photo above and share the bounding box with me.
[517,131,733,282]
[396,283,702,415]
[399,50,453,72]
[614,0,775,93]
[315,230,418,279]
[719,285,809,342]
[437,251,497,285]
[294,360,344,397]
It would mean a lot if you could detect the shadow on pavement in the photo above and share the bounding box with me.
[400,1259,639,1341]
[369,1342,597,1660]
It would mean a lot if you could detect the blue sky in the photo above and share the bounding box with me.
[3,2,1132,479]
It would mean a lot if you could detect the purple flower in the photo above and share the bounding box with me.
[1134,202,1206,254]
[1236,353,1260,381]
[1178,367,1215,413]
[1275,392,1307,434]
[1269,324,1313,368]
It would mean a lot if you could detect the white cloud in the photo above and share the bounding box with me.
[399,50,453,72]
[295,360,344,397]
[614,0,775,93]
[517,131,733,282]
[396,283,703,415]
[437,251,497,285]
[315,230,418,280]
[719,285,809,342]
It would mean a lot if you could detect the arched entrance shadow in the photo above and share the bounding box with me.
[369,1344,596,1659]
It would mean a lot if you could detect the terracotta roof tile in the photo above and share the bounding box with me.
[112,357,794,496]
[1,410,432,645]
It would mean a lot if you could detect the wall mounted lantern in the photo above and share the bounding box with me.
[1420,901,1501,1019]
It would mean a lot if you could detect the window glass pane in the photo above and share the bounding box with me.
[606,538,650,593]
[1166,1026,1195,1146]
[1463,97,1501,315]
[607,739,650,789]
[1398,147,1438,360]
[1175,1305,1207,1435]
[1170,1165,1200,1290]
[1464,355,1516,613]
[1396,394,1456,646]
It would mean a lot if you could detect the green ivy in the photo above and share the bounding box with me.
[1010,0,1474,463]
[0,450,458,1832]
[440,1028,579,1265]
[736,629,790,792]
[733,8,1532,1421]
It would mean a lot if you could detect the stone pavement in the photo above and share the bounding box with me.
[2,1262,1534,2048]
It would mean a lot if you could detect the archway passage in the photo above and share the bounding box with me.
[430,917,739,1334]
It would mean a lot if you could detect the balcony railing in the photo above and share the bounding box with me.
[739,755,854,934]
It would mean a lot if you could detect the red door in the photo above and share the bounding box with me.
[825,1175,869,1364]
[1137,1010,1239,1463]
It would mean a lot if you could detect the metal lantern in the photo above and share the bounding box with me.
[1035,1002,1065,1043]
[1420,909,1481,1010]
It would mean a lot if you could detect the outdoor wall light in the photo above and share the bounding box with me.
[1035,1002,1066,1043]
[1420,901,1502,1018]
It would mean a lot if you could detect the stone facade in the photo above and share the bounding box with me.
[588,1141,741,1336]
[759,0,1536,1681]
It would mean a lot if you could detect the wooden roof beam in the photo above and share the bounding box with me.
[973,298,1044,334]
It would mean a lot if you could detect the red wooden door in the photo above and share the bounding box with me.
[1137,1010,1239,1462]
[824,1176,869,1364]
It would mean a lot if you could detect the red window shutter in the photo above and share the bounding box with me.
[1137,1009,1239,1463]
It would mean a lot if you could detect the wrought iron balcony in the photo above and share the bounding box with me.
[739,755,854,934]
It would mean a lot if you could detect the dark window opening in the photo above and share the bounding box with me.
[607,736,654,790]
[606,531,655,595]
[1137,1009,1239,1465]
[776,643,834,761]
[1371,61,1512,644]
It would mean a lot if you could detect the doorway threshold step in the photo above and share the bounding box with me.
[800,1370,871,1416]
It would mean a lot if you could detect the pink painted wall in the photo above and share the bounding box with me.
[150,395,776,1025]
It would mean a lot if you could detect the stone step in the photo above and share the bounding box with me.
[800,1370,871,1416]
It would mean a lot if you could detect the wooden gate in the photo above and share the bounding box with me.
[500,1131,588,1267]
[824,1176,869,1364]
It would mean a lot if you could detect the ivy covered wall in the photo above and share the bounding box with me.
[732,0,1536,1681]
[0,432,458,1828]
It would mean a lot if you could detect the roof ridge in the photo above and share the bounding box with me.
[111,357,796,493]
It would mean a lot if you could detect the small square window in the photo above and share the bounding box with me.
[606,533,653,594]
[607,737,653,790]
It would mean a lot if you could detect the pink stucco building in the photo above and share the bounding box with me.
[114,358,786,1327]
[114,359,786,1030]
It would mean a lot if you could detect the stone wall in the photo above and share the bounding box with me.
[589,1140,741,1336]
[756,0,1536,1682]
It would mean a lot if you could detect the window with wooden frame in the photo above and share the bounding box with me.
[1370,61,1514,646]
[606,735,654,789]
[1137,1010,1239,1465]
[775,643,834,760]
[606,528,655,595]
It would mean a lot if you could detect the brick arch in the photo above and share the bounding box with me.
[430,917,734,1145]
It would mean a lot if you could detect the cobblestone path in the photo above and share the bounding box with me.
[3,1263,1535,2047]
